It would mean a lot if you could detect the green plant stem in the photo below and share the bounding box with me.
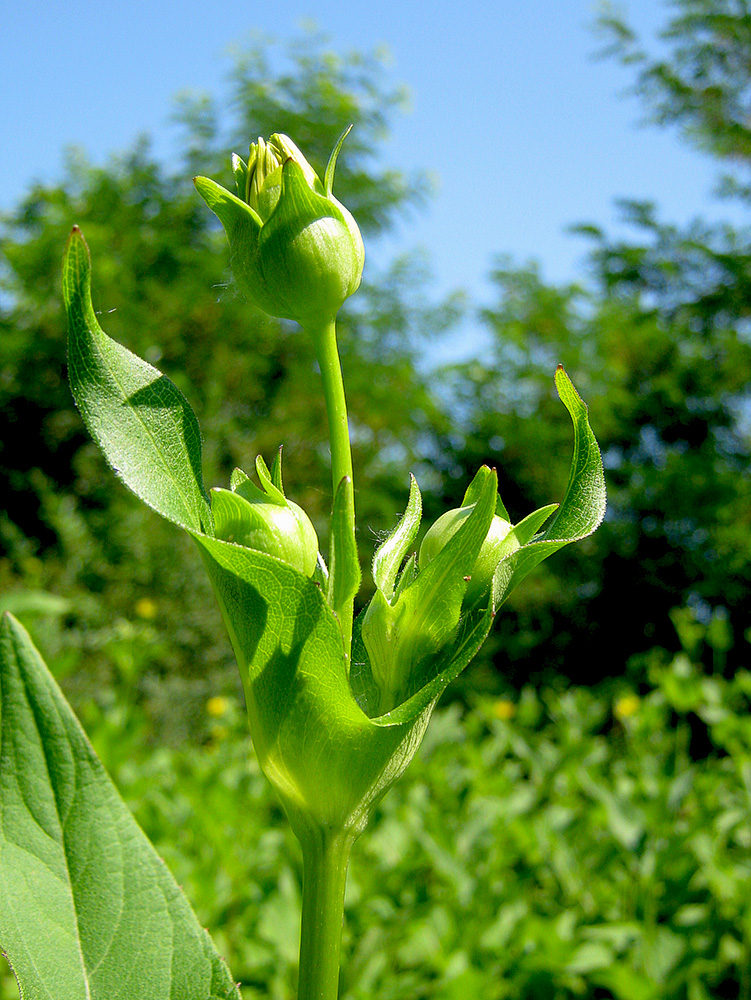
[297,825,355,1000]
[307,318,355,657]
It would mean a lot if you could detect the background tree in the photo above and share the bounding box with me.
[435,0,751,685]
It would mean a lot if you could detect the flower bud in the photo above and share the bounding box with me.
[194,130,364,326]
[419,505,514,606]
[211,460,319,577]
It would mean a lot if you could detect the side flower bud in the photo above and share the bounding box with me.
[419,506,514,607]
[211,456,319,576]
[194,129,364,327]
[361,468,501,715]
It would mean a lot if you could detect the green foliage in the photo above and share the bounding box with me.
[4,9,750,991]
[0,613,239,1000]
[64,227,214,535]
[598,0,751,173]
[4,616,748,1000]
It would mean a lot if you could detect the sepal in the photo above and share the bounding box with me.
[257,158,364,325]
[372,474,422,599]
[362,468,498,712]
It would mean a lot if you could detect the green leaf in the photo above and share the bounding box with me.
[462,467,509,521]
[393,551,418,600]
[230,466,255,494]
[492,366,606,607]
[360,468,498,712]
[211,487,269,542]
[230,152,248,199]
[0,612,240,1000]
[395,467,497,666]
[511,503,559,545]
[354,368,605,725]
[270,446,284,493]
[193,176,262,234]
[63,227,213,535]
[352,599,494,727]
[255,454,286,504]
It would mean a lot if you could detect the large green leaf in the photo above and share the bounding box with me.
[0,612,240,1000]
[63,227,213,534]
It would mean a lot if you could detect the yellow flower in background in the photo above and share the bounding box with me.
[614,694,640,719]
[206,696,230,718]
[134,596,158,619]
[492,698,516,721]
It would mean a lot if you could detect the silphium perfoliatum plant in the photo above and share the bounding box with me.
[0,129,606,1000]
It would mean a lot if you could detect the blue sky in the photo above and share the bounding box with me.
[2,0,743,313]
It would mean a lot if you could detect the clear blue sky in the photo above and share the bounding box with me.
[2,1,742,309]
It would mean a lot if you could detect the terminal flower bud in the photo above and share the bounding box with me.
[194,130,364,326]
[211,457,319,577]
[419,505,514,607]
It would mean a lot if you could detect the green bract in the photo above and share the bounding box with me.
[212,455,319,577]
[361,468,499,714]
[194,130,365,326]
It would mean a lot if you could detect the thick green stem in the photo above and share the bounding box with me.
[297,825,355,1000]
[307,318,356,657]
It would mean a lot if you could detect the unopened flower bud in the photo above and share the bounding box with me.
[211,461,319,576]
[419,506,513,606]
[195,130,364,327]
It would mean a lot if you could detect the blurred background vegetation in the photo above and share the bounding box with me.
[2,1,751,997]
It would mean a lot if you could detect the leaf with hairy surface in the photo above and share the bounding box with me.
[0,612,240,1000]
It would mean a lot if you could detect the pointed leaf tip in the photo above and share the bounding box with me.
[64,236,214,534]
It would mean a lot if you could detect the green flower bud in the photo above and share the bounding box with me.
[419,505,514,606]
[211,458,319,577]
[194,130,364,326]
[362,468,502,715]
